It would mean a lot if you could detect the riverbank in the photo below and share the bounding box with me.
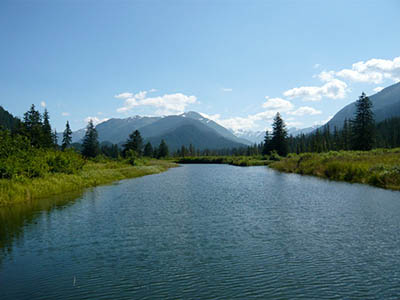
[269,148,400,190]
[175,156,269,166]
[0,160,177,205]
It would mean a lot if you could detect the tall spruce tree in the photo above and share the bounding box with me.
[262,130,273,155]
[62,121,72,150]
[143,142,153,157]
[351,92,375,150]
[82,120,99,158]
[123,130,143,156]
[271,112,288,156]
[157,139,169,158]
[23,104,43,147]
[42,109,53,148]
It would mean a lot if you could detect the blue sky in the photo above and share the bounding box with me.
[1,0,400,132]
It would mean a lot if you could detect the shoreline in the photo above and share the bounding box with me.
[0,160,177,206]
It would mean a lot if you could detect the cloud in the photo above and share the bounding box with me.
[40,101,46,108]
[288,106,322,116]
[373,86,384,93]
[115,92,133,99]
[335,56,400,84]
[116,90,197,115]
[221,88,233,92]
[61,112,70,117]
[262,97,294,111]
[283,78,348,101]
[84,116,109,125]
[314,63,321,69]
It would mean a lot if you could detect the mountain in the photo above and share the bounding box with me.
[326,82,400,130]
[0,106,20,131]
[288,126,318,136]
[136,115,246,151]
[180,112,252,145]
[233,129,265,144]
[67,112,247,150]
[95,116,161,144]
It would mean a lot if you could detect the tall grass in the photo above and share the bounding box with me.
[0,160,176,205]
[270,148,400,190]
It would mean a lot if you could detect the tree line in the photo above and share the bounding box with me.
[260,93,377,156]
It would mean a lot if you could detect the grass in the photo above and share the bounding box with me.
[0,159,177,205]
[269,148,400,190]
[175,156,270,166]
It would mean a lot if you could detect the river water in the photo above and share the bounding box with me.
[1,164,400,299]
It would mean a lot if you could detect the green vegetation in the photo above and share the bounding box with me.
[0,105,176,206]
[0,159,176,205]
[269,149,400,190]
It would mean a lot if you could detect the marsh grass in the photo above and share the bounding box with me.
[270,148,400,190]
[0,160,177,205]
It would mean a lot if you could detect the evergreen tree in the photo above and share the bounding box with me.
[23,104,43,147]
[123,130,143,156]
[42,109,53,148]
[81,120,99,158]
[143,142,153,157]
[271,113,288,156]
[262,130,273,155]
[157,139,169,158]
[351,92,375,150]
[62,121,72,150]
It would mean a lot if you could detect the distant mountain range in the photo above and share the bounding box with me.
[65,111,251,151]
[3,81,400,150]
[326,81,400,130]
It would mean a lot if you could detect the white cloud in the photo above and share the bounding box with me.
[115,92,133,99]
[373,86,384,93]
[335,56,400,84]
[116,90,197,115]
[61,112,70,116]
[288,106,322,116]
[221,88,233,92]
[84,116,109,125]
[283,78,348,101]
[40,101,46,108]
[262,97,294,111]
[314,63,321,69]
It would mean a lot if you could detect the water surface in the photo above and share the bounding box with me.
[1,164,400,299]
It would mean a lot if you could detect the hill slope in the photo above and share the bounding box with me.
[0,106,20,131]
[326,82,400,130]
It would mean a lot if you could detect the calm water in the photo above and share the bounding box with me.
[1,164,400,299]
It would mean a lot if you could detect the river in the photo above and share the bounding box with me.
[1,164,400,299]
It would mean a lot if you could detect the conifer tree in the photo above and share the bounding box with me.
[23,104,43,147]
[42,109,53,148]
[157,139,169,158]
[143,142,153,157]
[82,120,99,158]
[271,113,288,156]
[62,121,72,150]
[262,130,273,155]
[351,92,375,150]
[123,130,143,156]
